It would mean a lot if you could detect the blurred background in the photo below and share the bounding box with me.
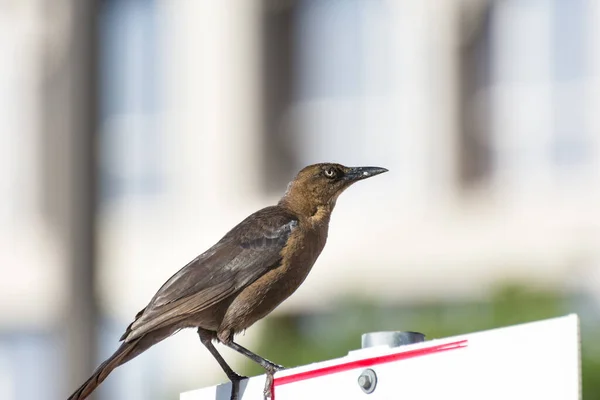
[1,0,600,398]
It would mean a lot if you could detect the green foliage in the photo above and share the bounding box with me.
[241,282,600,398]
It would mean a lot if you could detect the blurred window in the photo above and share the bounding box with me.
[261,0,391,192]
[99,0,164,203]
[549,0,593,173]
[261,0,299,192]
[458,2,494,188]
[461,0,597,191]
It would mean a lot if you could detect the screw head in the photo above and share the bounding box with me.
[358,375,370,388]
[357,368,377,394]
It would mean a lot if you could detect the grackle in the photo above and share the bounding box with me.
[67,162,387,400]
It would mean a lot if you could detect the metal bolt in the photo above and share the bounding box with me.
[357,368,377,394]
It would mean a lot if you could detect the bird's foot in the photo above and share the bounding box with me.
[261,362,285,399]
[231,372,249,381]
[265,361,285,373]
[229,373,248,400]
[229,385,239,400]
[263,371,275,400]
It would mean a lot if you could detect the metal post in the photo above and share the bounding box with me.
[361,331,426,349]
[65,0,100,394]
[42,0,100,396]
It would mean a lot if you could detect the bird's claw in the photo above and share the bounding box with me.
[261,362,285,399]
[266,362,285,373]
[263,372,275,400]
[229,374,248,400]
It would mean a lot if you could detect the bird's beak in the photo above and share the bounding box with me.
[343,166,388,182]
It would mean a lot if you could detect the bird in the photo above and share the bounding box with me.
[67,162,388,400]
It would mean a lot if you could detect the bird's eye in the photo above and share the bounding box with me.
[324,168,337,179]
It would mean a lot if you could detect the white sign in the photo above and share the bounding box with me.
[182,314,580,400]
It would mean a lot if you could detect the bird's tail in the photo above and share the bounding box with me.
[67,324,180,400]
[67,338,143,400]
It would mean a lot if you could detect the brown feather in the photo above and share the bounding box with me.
[66,162,387,400]
[67,339,140,400]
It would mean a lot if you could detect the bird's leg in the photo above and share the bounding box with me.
[197,328,247,400]
[220,338,284,372]
[219,337,284,400]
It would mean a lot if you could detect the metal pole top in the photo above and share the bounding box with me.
[361,331,425,349]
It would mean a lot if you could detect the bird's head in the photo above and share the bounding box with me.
[279,163,388,217]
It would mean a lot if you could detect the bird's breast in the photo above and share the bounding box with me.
[282,223,327,271]
[260,223,328,296]
[219,223,328,333]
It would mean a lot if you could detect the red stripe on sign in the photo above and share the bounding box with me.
[274,339,468,387]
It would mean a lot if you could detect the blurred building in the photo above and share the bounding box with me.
[1,0,599,399]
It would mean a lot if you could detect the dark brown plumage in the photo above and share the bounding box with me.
[67,162,387,400]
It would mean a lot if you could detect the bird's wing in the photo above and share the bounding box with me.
[122,206,298,341]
